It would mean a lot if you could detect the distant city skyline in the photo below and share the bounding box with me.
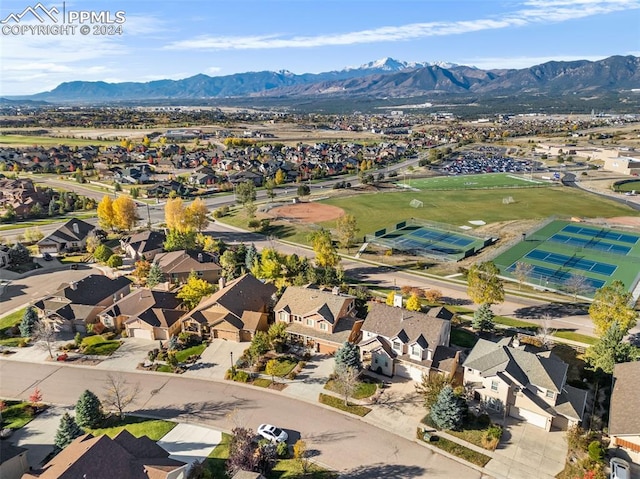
[1,0,639,96]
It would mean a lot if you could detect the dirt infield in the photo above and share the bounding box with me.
[268,202,345,223]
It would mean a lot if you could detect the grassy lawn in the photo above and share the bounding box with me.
[0,308,25,335]
[58,255,86,264]
[174,343,206,363]
[268,356,299,377]
[0,337,25,347]
[268,459,338,478]
[494,316,539,332]
[324,377,378,399]
[321,187,635,238]
[404,173,550,190]
[81,335,121,356]
[156,364,173,373]
[450,328,478,348]
[88,416,176,441]
[253,378,273,388]
[1,401,37,429]
[318,393,371,417]
[0,134,118,147]
[0,213,95,232]
[552,330,597,345]
[201,432,232,478]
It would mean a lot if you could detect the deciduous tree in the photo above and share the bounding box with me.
[335,214,359,251]
[309,229,339,268]
[113,195,137,231]
[185,197,209,232]
[415,373,452,410]
[165,197,188,232]
[265,178,276,202]
[589,280,637,336]
[584,321,638,374]
[405,293,422,312]
[33,321,57,358]
[235,181,256,206]
[274,169,285,185]
[267,322,288,353]
[226,427,258,477]
[103,374,139,419]
[513,261,533,289]
[176,272,215,309]
[467,261,504,305]
[106,254,123,268]
[333,366,360,406]
[97,195,115,231]
[296,184,310,199]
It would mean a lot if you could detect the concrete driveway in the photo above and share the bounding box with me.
[101,337,157,371]
[8,406,68,468]
[183,339,248,380]
[157,423,222,467]
[485,418,567,479]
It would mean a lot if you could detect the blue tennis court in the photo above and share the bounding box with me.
[526,249,618,276]
[507,263,605,290]
[562,224,640,244]
[549,233,631,255]
[392,236,463,255]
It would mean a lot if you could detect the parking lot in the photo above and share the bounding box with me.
[441,146,534,175]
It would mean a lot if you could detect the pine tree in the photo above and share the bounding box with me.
[19,306,38,337]
[429,385,465,431]
[146,263,164,288]
[334,341,361,373]
[472,303,495,332]
[75,390,103,429]
[245,243,258,271]
[54,413,84,451]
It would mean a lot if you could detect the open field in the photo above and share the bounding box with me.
[400,173,551,190]
[0,134,119,147]
[320,187,637,237]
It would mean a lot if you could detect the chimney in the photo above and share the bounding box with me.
[197,253,204,263]
[218,277,226,289]
[72,222,79,235]
[70,282,77,290]
[332,286,340,295]
[393,293,403,308]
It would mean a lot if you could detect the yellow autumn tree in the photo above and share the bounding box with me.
[165,197,188,232]
[113,195,137,231]
[97,195,115,231]
[185,198,209,232]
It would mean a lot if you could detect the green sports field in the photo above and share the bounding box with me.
[492,220,640,295]
[399,173,550,190]
[320,187,637,236]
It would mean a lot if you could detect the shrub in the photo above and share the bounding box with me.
[287,371,297,380]
[481,424,503,450]
[18,338,29,347]
[148,349,159,361]
[229,370,250,382]
[276,440,289,458]
[476,414,491,428]
[588,440,604,462]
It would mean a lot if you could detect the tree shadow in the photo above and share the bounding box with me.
[187,362,216,371]
[134,398,250,421]
[442,297,472,306]
[0,283,27,303]
[513,302,589,319]
[342,463,427,479]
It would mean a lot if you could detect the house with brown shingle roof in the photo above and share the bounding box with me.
[121,230,166,261]
[99,289,184,340]
[359,302,457,380]
[37,218,95,255]
[180,274,276,342]
[23,430,187,479]
[274,285,361,354]
[463,337,587,431]
[609,361,640,460]
[153,250,221,285]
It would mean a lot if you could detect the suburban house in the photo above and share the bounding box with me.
[463,338,587,431]
[180,274,276,342]
[99,289,184,340]
[37,218,95,255]
[23,430,187,479]
[33,275,132,333]
[153,250,221,285]
[0,178,51,218]
[0,244,11,268]
[609,361,640,461]
[274,285,361,354]
[120,230,166,261]
[359,302,457,380]
[0,441,28,479]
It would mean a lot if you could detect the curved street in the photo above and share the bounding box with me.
[0,359,487,479]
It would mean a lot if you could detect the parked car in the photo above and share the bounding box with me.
[43,253,53,261]
[257,424,288,443]
[610,457,630,479]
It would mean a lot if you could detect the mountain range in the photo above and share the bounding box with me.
[7,55,640,103]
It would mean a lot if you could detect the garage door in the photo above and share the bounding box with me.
[395,362,425,381]
[130,328,153,340]
[510,407,549,429]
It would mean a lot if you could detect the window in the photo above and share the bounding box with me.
[491,380,499,392]
[545,390,555,399]
[319,322,328,331]
[487,397,502,411]
[411,345,421,357]
[393,341,402,352]
[278,312,289,322]
[306,318,314,327]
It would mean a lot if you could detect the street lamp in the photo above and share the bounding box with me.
[230,351,234,373]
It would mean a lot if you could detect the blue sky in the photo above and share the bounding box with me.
[1,0,639,95]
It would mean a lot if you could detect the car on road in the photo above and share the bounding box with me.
[610,457,630,479]
[257,424,288,443]
[43,253,53,261]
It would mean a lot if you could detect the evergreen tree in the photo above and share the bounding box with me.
[334,341,362,373]
[19,306,38,337]
[54,413,83,451]
[75,390,103,428]
[472,303,495,332]
[48,200,57,217]
[9,242,30,265]
[584,321,638,374]
[146,263,164,288]
[429,385,465,431]
[245,243,258,271]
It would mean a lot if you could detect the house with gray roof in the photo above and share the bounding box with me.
[359,302,457,380]
[33,275,131,333]
[37,218,94,255]
[609,361,640,461]
[274,285,361,354]
[120,230,166,261]
[463,337,587,431]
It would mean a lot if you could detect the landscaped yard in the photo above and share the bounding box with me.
[253,378,273,388]
[0,401,38,430]
[88,416,176,441]
[174,343,206,363]
[450,328,478,348]
[493,315,539,331]
[421,433,491,467]
[324,376,379,399]
[0,308,25,334]
[81,335,121,356]
[552,330,597,345]
[318,393,371,417]
[267,356,299,377]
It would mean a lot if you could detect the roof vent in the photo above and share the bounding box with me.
[72,222,80,235]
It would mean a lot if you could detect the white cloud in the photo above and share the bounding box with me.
[205,66,222,74]
[164,0,640,51]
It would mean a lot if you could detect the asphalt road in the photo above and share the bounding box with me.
[0,360,487,479]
